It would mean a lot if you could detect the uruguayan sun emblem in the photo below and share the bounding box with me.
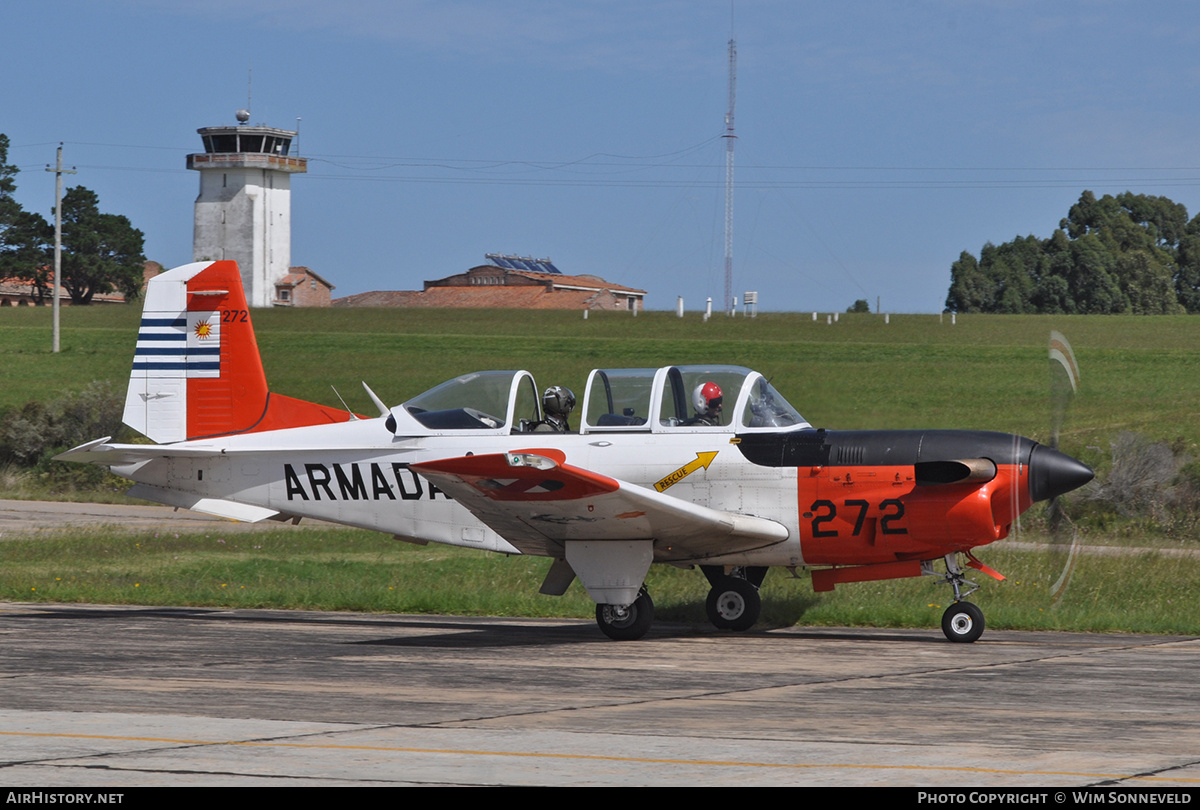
[193,319,213,340]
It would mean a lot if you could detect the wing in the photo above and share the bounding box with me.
[410,449,789,560]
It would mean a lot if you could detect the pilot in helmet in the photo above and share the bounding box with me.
[686,381,723,426]
[534,385,576,432]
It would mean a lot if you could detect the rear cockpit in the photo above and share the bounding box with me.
[581,365,808,434]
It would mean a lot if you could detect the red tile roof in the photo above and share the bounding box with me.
[506,269,645,295]
[333,261,645,310]
[0,274,126,304]
[334,287,608,309]
[278,266,335,290]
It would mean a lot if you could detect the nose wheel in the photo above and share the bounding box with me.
[941,601,984,643]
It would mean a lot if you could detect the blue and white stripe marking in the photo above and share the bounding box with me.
[131,311,221,378]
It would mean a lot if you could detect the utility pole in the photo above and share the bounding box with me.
[45,144,76,353]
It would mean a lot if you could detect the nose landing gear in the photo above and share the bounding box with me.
[941,600,985,643]
[923,553,989,643]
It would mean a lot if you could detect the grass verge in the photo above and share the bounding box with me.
[3,526,1196,636]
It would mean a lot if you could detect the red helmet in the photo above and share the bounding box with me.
[692,381,723,415]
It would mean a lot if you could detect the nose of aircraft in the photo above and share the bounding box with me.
[1028,444,1095,502]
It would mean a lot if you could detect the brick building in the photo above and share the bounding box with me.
[0,262,159,306]
[274,266,335,307]
[333,254,646,311]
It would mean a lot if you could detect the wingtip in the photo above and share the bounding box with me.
[53,436,114,462]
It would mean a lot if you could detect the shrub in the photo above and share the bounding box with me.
[1081,432,1200,538]
[0,381,126,467]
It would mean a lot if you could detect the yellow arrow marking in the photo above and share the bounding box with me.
[655,451,718,492]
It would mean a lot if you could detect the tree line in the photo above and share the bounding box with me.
[945,190,1200,314]
[0,134,146,304]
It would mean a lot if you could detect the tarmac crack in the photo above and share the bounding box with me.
[1090,755,1200,787]
[417,636,1194,730]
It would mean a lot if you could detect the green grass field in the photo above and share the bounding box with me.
[3,303,1198,458]
[2,302,1199,633]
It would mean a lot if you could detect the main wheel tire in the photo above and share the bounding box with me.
[941,601,985,643]
[596,590,654,641]
[705,576,761,632]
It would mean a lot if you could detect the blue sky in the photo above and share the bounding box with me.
[5,1,1200,313]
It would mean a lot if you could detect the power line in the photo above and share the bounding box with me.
[22,160,1200,191]
[17,138,1200,175]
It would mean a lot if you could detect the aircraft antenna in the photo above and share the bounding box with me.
[329,386,360,420]
[361,381,390,417]
[723,23,737,315]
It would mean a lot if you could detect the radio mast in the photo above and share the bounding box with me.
[723,33,737,315]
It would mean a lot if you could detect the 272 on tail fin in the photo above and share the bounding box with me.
[124,260,355,443]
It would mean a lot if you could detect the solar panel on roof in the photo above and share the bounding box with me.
[484,254,561,274]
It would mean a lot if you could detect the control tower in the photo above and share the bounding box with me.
[186,111,306,307]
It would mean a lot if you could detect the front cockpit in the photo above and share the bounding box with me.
[386,365,808,437]
[390,370,541,433]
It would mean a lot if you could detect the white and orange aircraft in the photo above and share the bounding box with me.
[59,260,1094,642]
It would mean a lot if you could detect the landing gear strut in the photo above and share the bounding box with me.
[702,566,766,631]
[923,554,986,643]
[595,588,654,640]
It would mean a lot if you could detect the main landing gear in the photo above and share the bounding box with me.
[924,554,986,643]
[593,565,769,640]
[701,566,767,632]
[595,588,654,641]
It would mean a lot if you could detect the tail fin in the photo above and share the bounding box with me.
[124,260,355,443]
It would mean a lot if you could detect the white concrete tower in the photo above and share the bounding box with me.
[187,115,307,307]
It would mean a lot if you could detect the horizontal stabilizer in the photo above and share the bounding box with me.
[54,437,224,466]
